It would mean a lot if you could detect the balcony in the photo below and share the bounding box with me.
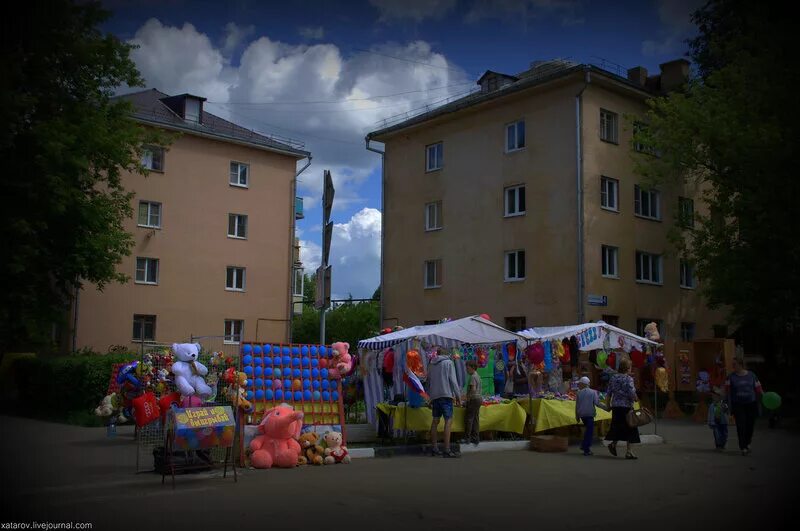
[295,196,304,220]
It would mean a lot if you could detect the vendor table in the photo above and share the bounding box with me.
[377,401,527,434]
[514,398,640,433]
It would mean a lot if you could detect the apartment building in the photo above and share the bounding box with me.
[367,59,726,341]
[71,89,310,351]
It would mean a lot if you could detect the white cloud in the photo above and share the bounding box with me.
[370,0,457,22]
[642,0,704,57]
[298,26,325,40]
[222,22,255,56]
[299,208,381,299]
[465,0,583,27]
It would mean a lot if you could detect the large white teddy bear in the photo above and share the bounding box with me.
[171,343,212,399]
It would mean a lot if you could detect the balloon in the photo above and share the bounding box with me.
[282,356,291,366]
[322,391,330,401]
[312,380,321,390]
[263,344,272,354]
[597,351,608,369]
[265,367,273,377]
[311,358,319,368]
[255,378,263,388]
[292,379,302,391]
[313,391,321,400]
[255,389,264,400]
[301,346,310,356]
[303,390,312,401]
[242,344,253,354]
[320,346,328,356]
[265,389,274,401]
[254,356,263,366]
[311,346,318,356]
[480,313,491,321]
[293,391,302,401]
[283,379,292,389]
[246,379,253,388]
[311,368,320,378]
[320,359,329,369]
[275,389,283,401]
[301,357,310,368]
[272,379,282,389]
[321,368,329,379]
[264,379,272,389]
[292,347,300,356]
[292,357,301,367]
[242,354,253,365]
[254,366,263,377]
[292,368,301,378]
[332,391,339,401]
[282,347,290,355]
[302,369,310,379]
[321,379,330,390]
[273,368,282,378]
[264,356,273,366]
[253,345,262,355]
[246,390,254,400]
[244,366,253,376]
[762,391,781,410]
[303,379,311,390]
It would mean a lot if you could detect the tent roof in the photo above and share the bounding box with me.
[518,322,660,348]
[357,315,526,350]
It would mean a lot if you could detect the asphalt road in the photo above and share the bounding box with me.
[0,415,794,531]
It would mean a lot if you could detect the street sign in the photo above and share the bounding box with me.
[587,294,608,306]
[323,170,335,224]
[322,221,333,267]
[314,265,332,310]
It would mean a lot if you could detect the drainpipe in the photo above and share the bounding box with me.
[365,137,385,326]
[575,68,591,323]
[288,156,312,342]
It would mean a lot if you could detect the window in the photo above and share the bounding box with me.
[226,266,246,291]
[635,251,662,284]
[506,120,526,152]
[678,197,694,228]
[504,185,526,217]
[426,142,443,172]
[425,201,443,231]
[637,319,663,338]
[633,121,654,154]
[137,201,161,228]
[602,245,619,278]
[601,177,619,211]
[228,214,248,239]
[293,268,304,297]
[229,161,249,187]
[224,319,244,344]
[424,260,442,289]
[505,250,526,281]
[505,316,527,332]
[132,314,156,342]
[680,260,696,289]
[600,109,618,144]
[141,146,164,171]
[634,185,661,220]
[135,257,159,285]
[713,325,728,338]
[601,315,619,327]
[681,322,696,342]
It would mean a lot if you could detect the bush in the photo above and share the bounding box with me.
[8,350,138,423]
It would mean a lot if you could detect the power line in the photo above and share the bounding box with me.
[207,81,474,105]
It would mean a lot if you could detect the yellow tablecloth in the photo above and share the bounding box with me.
[376,401,527,434]
[515,398,638,433]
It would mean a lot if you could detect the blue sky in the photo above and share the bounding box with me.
[103,0,704,298]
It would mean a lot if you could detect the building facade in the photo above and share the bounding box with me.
[367,59,725,341]
[71,89,310,352]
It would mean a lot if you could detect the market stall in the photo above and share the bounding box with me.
[358,315,529,435]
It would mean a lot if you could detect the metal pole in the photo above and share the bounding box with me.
[320,307,326,345]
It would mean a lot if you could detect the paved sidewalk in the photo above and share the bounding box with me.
[0,415,794,530]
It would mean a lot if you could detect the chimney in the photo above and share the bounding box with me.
[627,66,648,86]
[159,93,207,124]
[659,59,690,92]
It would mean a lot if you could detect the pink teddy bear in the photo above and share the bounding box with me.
[327,341,353,379]
[249,403,303,469]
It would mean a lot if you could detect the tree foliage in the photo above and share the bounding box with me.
[632,0,798,336]
[0,1,158,351]
[292,301,380,348]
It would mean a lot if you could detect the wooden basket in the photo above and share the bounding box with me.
[530,435,568,453]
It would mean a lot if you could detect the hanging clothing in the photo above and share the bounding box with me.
[561,338,571,364]
[569,336,580,367]
[543,341,553,371]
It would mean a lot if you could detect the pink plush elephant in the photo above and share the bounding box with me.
[327,342,353,379]
[249,404,303,469]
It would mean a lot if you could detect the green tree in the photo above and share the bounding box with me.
[632,0,798,343]
[292,301,380,348]
[372,285,381,301]
[0,1,158,351]
[302,272,316,309]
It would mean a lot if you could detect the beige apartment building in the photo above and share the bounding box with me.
[367,59,726,341]
[71,89,310,352]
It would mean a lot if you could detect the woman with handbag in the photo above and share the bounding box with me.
[604,357,641,459]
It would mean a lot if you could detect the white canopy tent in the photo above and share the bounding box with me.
[518,322,660,353]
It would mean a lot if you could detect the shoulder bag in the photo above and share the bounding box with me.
[626,406,654,428]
